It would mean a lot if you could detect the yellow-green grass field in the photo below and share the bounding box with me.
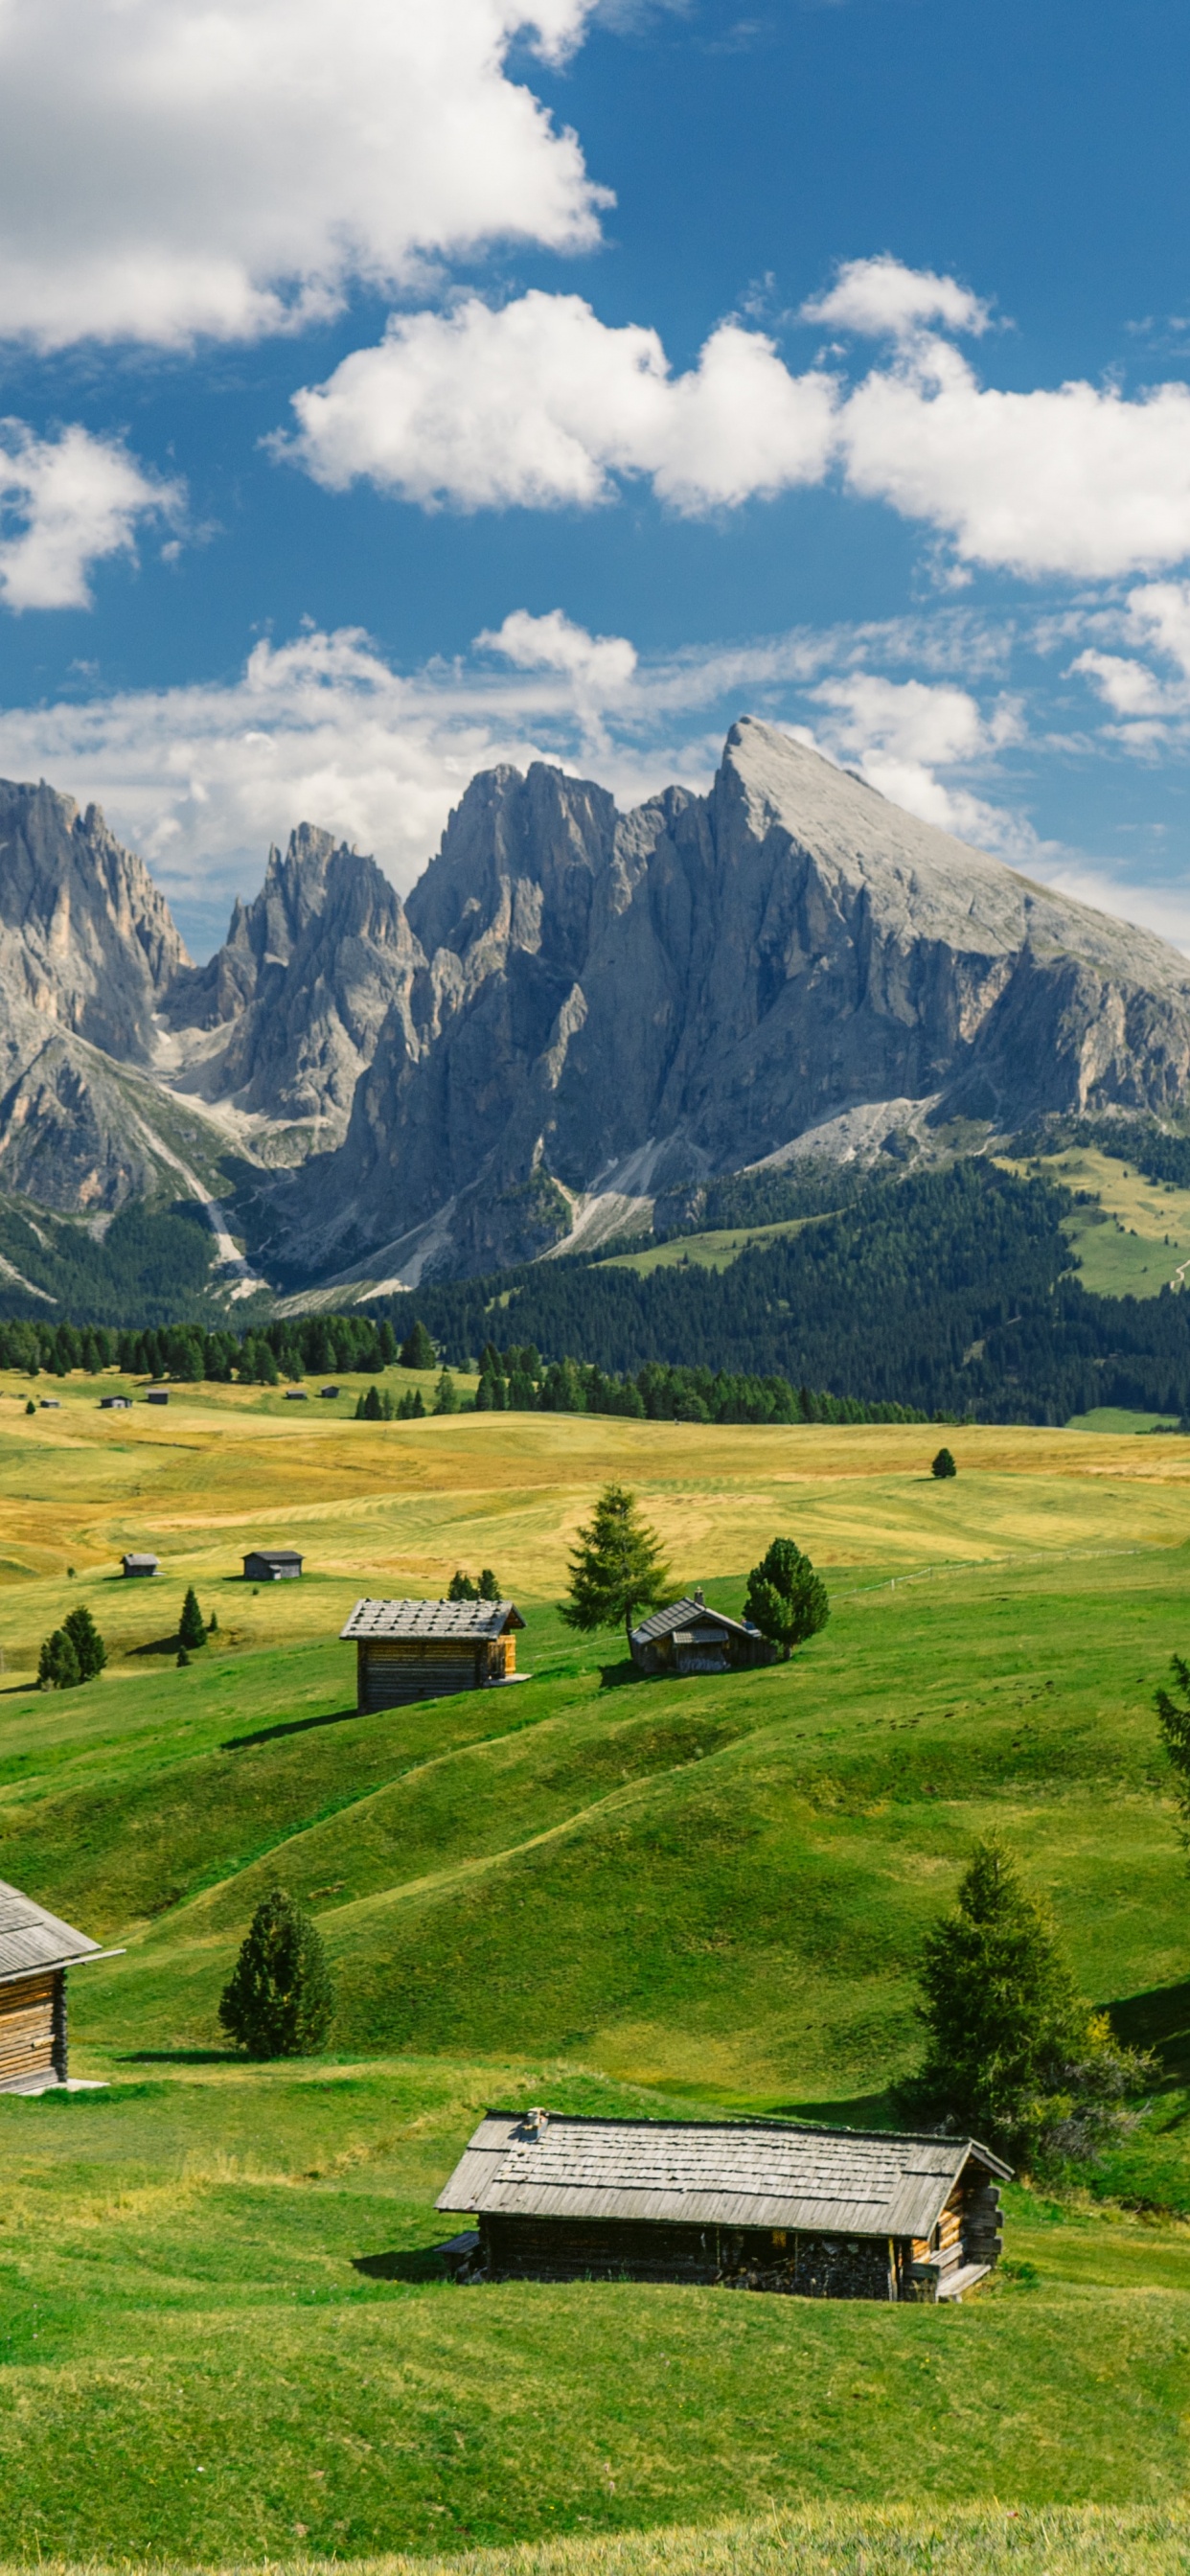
[999,1142,1190,1299]
[599,1216,818,1275]
[8,1388,1190,2564]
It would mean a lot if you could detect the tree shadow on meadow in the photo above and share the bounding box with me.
[598,1656,646,1690]
[1106,1979,1190,2091]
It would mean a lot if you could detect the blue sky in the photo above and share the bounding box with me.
[3,0,1190,955]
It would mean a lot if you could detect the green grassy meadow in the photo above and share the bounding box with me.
[7,1380,1190,2564]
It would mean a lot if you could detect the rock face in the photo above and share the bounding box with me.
[7,724,1190,1275]
[281,718,1190,1278]
[0,781,192,1209]
[164,826,419,1147]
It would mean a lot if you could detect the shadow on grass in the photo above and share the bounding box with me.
[120,2048,241,2066]
[353,2246,448,2285]
[1108,1978,1190,2082]
[767,2085,911,2131]
[599,1656,645,1690]
[223,1705,359,1750]
[129,1634,184,1661]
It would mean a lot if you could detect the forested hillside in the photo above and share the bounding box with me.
[384,1160,1190,1424]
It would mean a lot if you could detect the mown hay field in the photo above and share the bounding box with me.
[6,1380,1190,2565]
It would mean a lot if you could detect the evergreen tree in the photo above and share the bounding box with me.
[560,1484,671,1642]
[178,1586,207,1651]
[478,1567,500,1600]
[433,1368,459,1415]
[1156,1656,1190,1845]
[400,1318,436,1369]
[447,1569,479,1600]
[744,1537,830,1660]
[932,1445,958,1478]
[218,1887,334,2058]
[915,1838,1149,2160]
[355,1385,383,1421]
[62,1604,106,1682]
[38,1627,80,1690]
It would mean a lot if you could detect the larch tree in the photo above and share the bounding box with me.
[560,1484,671,1643]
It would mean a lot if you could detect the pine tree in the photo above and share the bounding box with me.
[447,1569,479,1600]
[478,1568,500,1600]
[62,1604,106,1682]
[931,1445,958,1478]
[178,1587,207,1651]
[218,1887,334,2058]
[560,1484,671,1642]
[38,1627,80,1690]
[433,1368,459,1415]
[355,1385,382,1421]
[1156,1656,1190,1843]
[400,1319,436,1369]
[915,1838,1149,2160]
[744,1538,829,1660]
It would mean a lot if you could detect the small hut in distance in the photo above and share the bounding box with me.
[122,1552,159,1578]
[630,1592,774,1677]
[243,1548,303,1581]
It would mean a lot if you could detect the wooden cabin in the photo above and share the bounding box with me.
[437,2109,1009,2302]
[146,1388,169,1405]
[0,1879,122,2092]
[243,1548,303,1582]
[122,1552,159,1578]
[341,1598,525,1713]
[630,1592,775,1677]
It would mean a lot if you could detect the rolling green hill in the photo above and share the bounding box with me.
[6,1396,1190,2563]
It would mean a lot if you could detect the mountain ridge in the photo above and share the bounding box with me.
[3,721,1190,1301]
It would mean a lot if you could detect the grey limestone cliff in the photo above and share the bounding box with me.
[280,718,1190,1280]
[163,824,420,1149]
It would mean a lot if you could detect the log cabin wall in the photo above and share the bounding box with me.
[0,1969,60,2091]
[479,2213,898,2299]
[357,1640,481,1710]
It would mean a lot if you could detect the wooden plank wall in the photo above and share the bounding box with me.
[0,1970,58,2090]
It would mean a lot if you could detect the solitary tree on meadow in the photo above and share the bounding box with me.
[63,1604,106,1681]
[38,1627,80,1690]
[218,1887,334,2058]
[915,1837,1148,2161]
[560,1484,671,1643]
[931,1446,957,1479]
[178,1587,207,1651]
[744,1537,829,1661]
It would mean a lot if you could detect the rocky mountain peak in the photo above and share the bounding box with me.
[0,777,188,1062]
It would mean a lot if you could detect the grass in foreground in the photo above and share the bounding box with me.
[6,2506,1190,2575]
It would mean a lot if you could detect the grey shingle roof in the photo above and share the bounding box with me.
[631,1597,759,1645]
[340,1598,524,1641]
[437,2111,1011,2240]
[0,1879,107,1985]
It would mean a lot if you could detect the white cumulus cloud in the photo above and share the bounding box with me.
[801,254,992,341]
[285,264,1190,584]
[809,671,1028,846]
[282,291,838,511]
[0,0,606,348]
[0,422,180,610]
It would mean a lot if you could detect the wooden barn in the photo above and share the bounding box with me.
[0,1879,121,2092]
[122,1552,158,1577]
[341,1598,525,1713]
[437,2109,1009,2302]
[243,1547,303,1581]
[629,1592,775,1677]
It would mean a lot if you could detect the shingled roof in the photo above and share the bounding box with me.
[437,2110,1011,2241]
[630,1596,759,1645]
[0,1879,116,1988]
[340,1598,524,1641]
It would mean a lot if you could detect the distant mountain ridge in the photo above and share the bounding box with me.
[3,722,1190,1300]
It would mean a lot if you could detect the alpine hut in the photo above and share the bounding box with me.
[437,2109,1009,2302]
[341,1598,525,1713]
[242,1547,304,1581]
[0,1879,122,2092]
[629,1592,774,1676]
[121,1552,159,1577]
